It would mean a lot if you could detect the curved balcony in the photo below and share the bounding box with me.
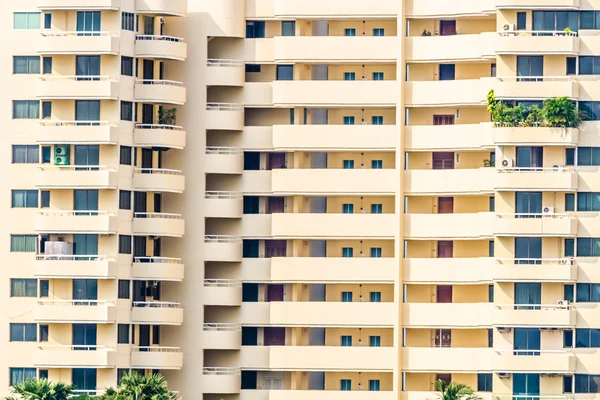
[36,166,118,189]
[493,126,579,146]
[493,76,579,100]
[135,35,187,61]
[205,192,242,218]
[38,121,119,144]
[38,0,121,10]
[206,59,245,86]
[203,323,241,350]
[131,346,183,369]
[494,258,576,282]
[206,103,244,130]
[402,303,494,328]
[34,300,116,323]
[34,345,116,368]
[204,235,242,262]
[202,368,241,394]
[494,213,577,237]
[35,210,117,234]
[205,147,243,174]
[131,301,183,325]
[132,257,184,281]
[134,124,186,149]
[35,254,117,279]
[136,0,187,16]
[493,304,575,328]
[496,31,579,55]
[133,168,185,193]
[406,0,495,17]
[202,279,242,306]
[133,212,185,237]
[495,168,578,191]
[496,0,579,8]
[38,31,120,55]
[38,76,119,100]
[134,80,186,105]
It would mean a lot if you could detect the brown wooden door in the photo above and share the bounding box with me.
[267,284,284,302]
[268,153,286,170]
[432,152,454,170]
[437,241,453,258]
[438,197,454,214]
[268,197,285,214]
[265,240,287,258]
[436,285,453,303]
[434,329,452,347]
[433,115,454,125]
[440,20,456,36]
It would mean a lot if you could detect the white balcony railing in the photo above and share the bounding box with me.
[498,30,578,37]
[132,346,181,352]
[204,235,242,243]
[496,213,571,219]
[133,256,182,264]
[38,165,114,172]
[136,34,184,43]
[132,301,181,308]
[205,146,242,154]
[37,299,113,306]
[135,79,184,87]
[203,323,241,331]
[203,367,240,375]
[38,210,112,217]
[496,75,574,83]
[205,191,242,199]
[41,31,118,37]
[496,258,574,265]
[36,254,110,261]
[39,75,119,82]
[39,120,116,127]
[134,168,183,175]
[37,344,109,351]
[133,212,183,219]
[495,349,572,355]
[135,123,184,131]
[495,303,573,310]
[203,279,242,287]
[497,166,570,173]
[206,102,243,111]
[207,59,244,67]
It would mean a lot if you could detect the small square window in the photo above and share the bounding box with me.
[344,72,356,81]
[341,335,352,346]
[369,380,381,391]
[343,116,355,125]
[341,291,353,302]
[373,72,384,81]
[39,370,49,380]
[371,204,383,214]
[342,247,353,257]
[344,28,356,37]
[342,204,354,214]
[373,28,384,36]
[370,291,382,302]
[343,160,354,169]
[369,336,381,346]
[281,21,295,36]
[370,247,382,258]
[372,116,384,125]
[118,280,130,299]
[372,160,383,169]
[245,64,261,73]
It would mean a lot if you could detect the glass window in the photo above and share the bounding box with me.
[343,116,355,125]
[76,11,101,35]
[564,329,574,348]
[281,21,295,36]
[40,280,49,297]
[566,193,575,211]
[119,190,131,210]
[577,283,600,302]
[341,291,353,302]
[10,235,37,252]
[565,284,575,302]
[580,56,600,75]
[371,248,382,258]
[565,239,575,257]
[489,284,495,302]
[370,336,381,346]
[369,380,381,391]
[344,72,356,81]
[11,279,37,296]
[575,375,600,393]
[489,240,495,257]
[371,204,383,214]
[577,193,600,211]
[246,21,265,38]
[119,235,132,254]
[121,12,135,31]
[14,12,40,29]
[577,238,600,256]
[373,72,384,81]
[373,28,384,36]
[276,65,293,80]
[42,102,52,119]
[120,146,132,165]
[245,64,261,73]
[40,191,50,208]
[477,373,493,392]
[121,101,133,121]
[567,57,577,75]
[372,116,384,125]
[580,102,600,121]
[488,329,493,347]
[341,335,352,346]
[118,324,130,344]
[43,57,52,74]
[10,368,36,385]
[118,280,130,299]
[517,12,527,30]
[44,13,52,29]
[564,375,573,393]
[13,101,40,119]
[14,56,40,74]
[341,379,352,391]
[12,190,38,208]
[342,204,354,214]
[581,11,596,29]
[489,196,495,212]
[121,56,133,76]
[39,325,49,342]
[372,160,383,169]
[343,160,354,169]
[72,368,97,393]
[370,291,382,302]
[345,28,356,36]
[10,323,37,341]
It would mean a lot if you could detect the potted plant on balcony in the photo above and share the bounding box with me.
[158,107,177,127]
[421,29,432,36]
[435,380,480,400]
[542,97,581,128]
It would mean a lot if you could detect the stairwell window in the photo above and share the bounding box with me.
[117,324,130,344]
[342,247,353,257]
[341,335,352,346]
[373,28,384,36]
[372,160,383,169]
[341,291,353,302]
[343,160,354,169]
[345,29,356,36]
[121,101,133,121]
[343,116,355,125]
[121,56,133,76]
[370,248,382,258]
[119,235,132,254]
[369,380,381,391]
[371,204,383,214]
[342,204,354,214]
[344,72,356,81]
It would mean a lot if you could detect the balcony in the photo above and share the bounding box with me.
[135,35,187,61]
[405,124,493,151]
[404,168,495,195]
[241,257,396,283]
[206,103,244,130]
[240,346,394,371]
[496,31,579,55]
[133,168,185,193]
[136,0,187,16]
[406,33,496,62]
[134,124,186,149]
[132,257,184,281]
[134,80,186,105]
[240,302,396,327]
[37,76,119,100]
[406,0,495,17]
[492,304,575,328]
[496,0,579,7]
[205,192,243,218]
[273,36,397,62]
[493,258,576,282]
[202,368,240,394]
[242,391,396,400]
[35,254,117,279]
[131,347,183,369]
[206,59,245,86]
[403,258,494,284]
[202,279,242,306]
[402,303,493,328]
[38,0,121,9]
[493,350,575,373]
[404,213,494,239]
[268,213,395,239]
[36,166,118,189]
[203,323,241,350]
[131,302,183,325]
[205,147,244,174]
[494,214,578,237]
[495,169,578,191]
[405,79,491,107]
[402,348,492,372]
[33,345,116,368]
[133,213,185,237]
[272,169,396,195]
[272,0,397,17]
[37,32,120,55]
[34,300,115,323]
[493,126,579,146]
[35,210,117,234]
[38,121,119,144]
[493,77,579,100]
[272,125,397,151]
[204,235,242,262]
[272,81,398,107]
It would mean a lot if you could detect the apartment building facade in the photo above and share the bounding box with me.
[4,0,600,399]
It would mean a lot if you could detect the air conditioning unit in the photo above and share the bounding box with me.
[542,206,555,215]
[498,372,511,379]
[553,164,564,171]
[503,23,516,32]
[501,159,514,168]
[557,300,570,308]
